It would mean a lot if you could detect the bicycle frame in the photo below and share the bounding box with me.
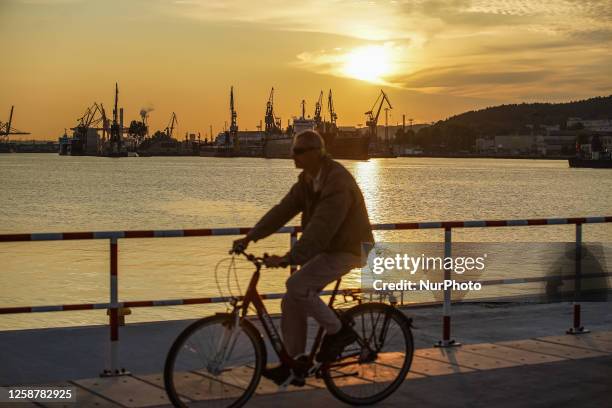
[236,258,343,370]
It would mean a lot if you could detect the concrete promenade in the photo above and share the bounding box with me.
[1,301,611,407]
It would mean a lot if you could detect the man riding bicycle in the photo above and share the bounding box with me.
[232,130,374,386]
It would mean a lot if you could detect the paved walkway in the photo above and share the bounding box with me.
[6,330,612,407]
[3,301,612,385]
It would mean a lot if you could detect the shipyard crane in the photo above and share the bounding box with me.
[313,90,323,125]
[72,103,108,130]
[65,102,107,155]
[165,112,178,138]
[1,106,30,143]
[264,87,281,134]
[98,103,109,140]
[108,83,124,150]
[73,102,106,130]
[327,89,337,125]
[365,90,392,142]
[229,86,239,151]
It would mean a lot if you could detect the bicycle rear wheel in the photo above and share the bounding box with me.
[321,302,413,405]
[164,314,265,408]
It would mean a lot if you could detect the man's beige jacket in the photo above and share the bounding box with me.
[247,156,374,265]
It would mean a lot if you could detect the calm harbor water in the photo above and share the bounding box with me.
[1,154,611,330]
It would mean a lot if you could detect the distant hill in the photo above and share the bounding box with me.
[398,95,612,151]
[436,95,612,135]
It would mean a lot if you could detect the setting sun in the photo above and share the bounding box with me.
[342,45,392,84]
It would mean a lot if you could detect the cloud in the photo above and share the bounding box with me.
[295,42,411,86]
[158,0,612,100]
[163,0,422,41]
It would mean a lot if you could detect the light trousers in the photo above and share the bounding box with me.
[281,252,362,357]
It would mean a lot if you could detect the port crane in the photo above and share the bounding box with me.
[365,89,392,143]
[1,106,30,143]
[327,89,337,126]
[165,112,178,138]
[229,86,239,151]
[105,82,127,156]
[264,87,281,134]
[73,102,107,133]
[313,90,323,125]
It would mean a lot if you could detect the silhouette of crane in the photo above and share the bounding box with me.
[229,86,239,152]
[327,89,337,126]
[313,90,323,125]
[264,87,281,134]
[165,112,178,138]
[1,106,30,143]
[365,90,392,143]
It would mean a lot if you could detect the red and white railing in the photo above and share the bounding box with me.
[0,216,610,375]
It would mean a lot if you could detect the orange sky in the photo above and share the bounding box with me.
[1,0,611,139]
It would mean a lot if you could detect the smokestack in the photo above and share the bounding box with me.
[403,114,405,131]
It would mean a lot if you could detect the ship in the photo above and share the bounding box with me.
[263,90,369,160]
[568,158,612,168]
[569,134,612,168]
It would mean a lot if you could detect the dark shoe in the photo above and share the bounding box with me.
[316,321,358,362]
[261,364,305,387]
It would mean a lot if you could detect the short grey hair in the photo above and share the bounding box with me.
[293,130,326,150]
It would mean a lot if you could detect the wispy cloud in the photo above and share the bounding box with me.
[161,0,611,100]
[165,0,420,41]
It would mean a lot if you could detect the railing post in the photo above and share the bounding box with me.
[436,227,460,347]
[101,237,129,376]
[567,223,589,335]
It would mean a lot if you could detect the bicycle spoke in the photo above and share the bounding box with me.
[166,317,262,408]
[323,304,413,405]
[377,312,392,350]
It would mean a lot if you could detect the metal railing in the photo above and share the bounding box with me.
[0,216,610,375]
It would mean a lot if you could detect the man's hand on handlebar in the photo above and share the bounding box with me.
[231,236,251,254]
[263,254,289,268]
[230,238,290,268]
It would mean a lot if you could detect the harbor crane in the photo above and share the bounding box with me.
[229,86,239,151]
[313,90,323,125]
[73,102,107,132]
[365,89,392,142]
[264,87,281,134]
[327,89,337,126]
[1,106,30,143]
[99,103,109,140]
[165,112,178,138]
[106,82,126,155]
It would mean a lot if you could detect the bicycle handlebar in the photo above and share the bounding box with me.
[229,248,289,268]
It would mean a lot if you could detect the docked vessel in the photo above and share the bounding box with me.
[570,135,611,168]
[263,124,369,160]
[321,124,370,160]
[263,91,370,160]
[568,157,612,168]
[263,133,293,158]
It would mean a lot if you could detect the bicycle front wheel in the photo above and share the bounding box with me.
[164,314,266,408]
[321,302,414,405]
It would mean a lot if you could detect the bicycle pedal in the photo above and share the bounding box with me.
[277,372,305,390]
[307,362,321,376]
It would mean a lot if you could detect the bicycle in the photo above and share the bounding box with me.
[164,249,414,407]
